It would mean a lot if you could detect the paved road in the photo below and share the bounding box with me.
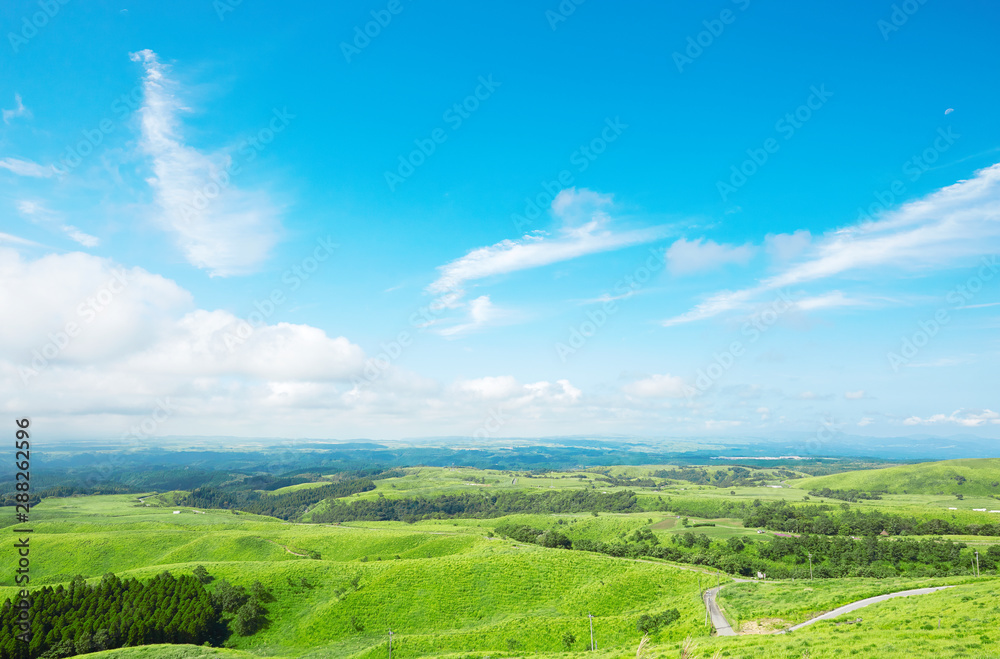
[703,585,739,636]
[779,586,954,633]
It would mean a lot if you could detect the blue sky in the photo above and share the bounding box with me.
[2,0,999,442]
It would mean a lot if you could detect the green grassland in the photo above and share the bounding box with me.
[8,458,1000,658]
[796,458,1000,497]
[3,495,712,658]
[716,575,977,630]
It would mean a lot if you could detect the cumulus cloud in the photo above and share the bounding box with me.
[663,163,1000,326]
[665,237,754,275]
[1,248,365,396]
[845,390,865,400]
[903,409,999,427]
[765,230,811,261]
[130,49,281,276]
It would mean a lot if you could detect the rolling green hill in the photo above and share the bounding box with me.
[1,495,712,658]
[794,458,1000,497]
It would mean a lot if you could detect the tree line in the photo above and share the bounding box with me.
[0,568,273,659]
[312,489,639,523]
[178,478,375,520]
[493,523,999,580]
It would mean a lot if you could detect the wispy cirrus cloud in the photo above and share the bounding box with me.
[0,157,59,178]
[18,200,100,247]
[429,187,669,304]
[663,162,1000,326]
[2,93,31,124]
[130,49,281,277]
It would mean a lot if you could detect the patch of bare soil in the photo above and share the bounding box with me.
[740,619,789,634]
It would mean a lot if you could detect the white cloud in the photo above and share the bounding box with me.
[429,188,669,299]
[0,249,364,388]
[436,295,510,337]
[0,157,59,178]
[665,237,754,275]
[765,230,811,261]
[903,409,1000,427]
[857,417,873,426]
[429,187,669,335]
[663,163,1000,325]
[845,390,865,400]
[130,49,281,276]
[794,291,864,311]
[2,93,31,124]
[623,373,689,399]
[0,233,43,248]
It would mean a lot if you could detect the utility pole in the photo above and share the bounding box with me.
[588,613,595,651]
[388,630,393,659]
[808,553,814,580]
[975,550,980,577]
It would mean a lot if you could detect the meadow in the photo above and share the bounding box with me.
[4,458,1000,658]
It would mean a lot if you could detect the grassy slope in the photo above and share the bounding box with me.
[700,578,1000,658]
[795,458,1000,497]
[3,494,714,658]
[717,575,977,630]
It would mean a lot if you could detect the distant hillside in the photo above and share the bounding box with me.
[794,458,1000,496]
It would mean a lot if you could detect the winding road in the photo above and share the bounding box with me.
[702,583,953,636]
[779,586,953,633]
